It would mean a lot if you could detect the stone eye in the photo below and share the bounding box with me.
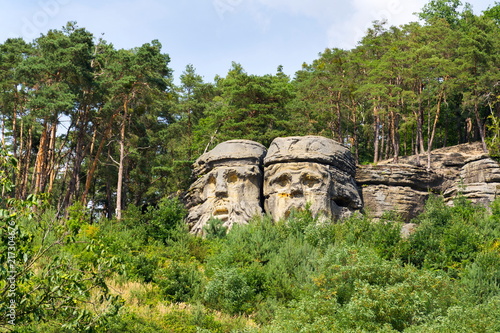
[273,174,291,187]
[227,172,238,183]
[301,174,321,188]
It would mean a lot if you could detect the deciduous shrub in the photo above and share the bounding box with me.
[401,195,485,275]
[203,267,255,315]
[155,260,202,303]
[461,249,500,303]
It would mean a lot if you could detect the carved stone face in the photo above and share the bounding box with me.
[186,137,363,234]
[264,162,332,220]
[187,164,263,234]
[263,136,362,221]
[185,140,267,235]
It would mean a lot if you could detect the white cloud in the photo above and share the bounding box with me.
[245,0,426,50]
[328,0,427,49]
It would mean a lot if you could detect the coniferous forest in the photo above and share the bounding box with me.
[1,1,500,332]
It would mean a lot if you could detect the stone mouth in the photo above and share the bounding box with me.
[213,207,229,221]
[214,207,229,215]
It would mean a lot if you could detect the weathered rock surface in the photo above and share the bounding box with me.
[356,164,442,191]
[356,164,441,221]
[192,139,267,177]
[264,136,362,221]
[444,156,500,205]
[185,140,267,234]
[359,184,429,221]
[264,136,356,176]
[359,142,500,220]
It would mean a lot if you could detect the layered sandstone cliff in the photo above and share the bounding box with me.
[357,142,500,220]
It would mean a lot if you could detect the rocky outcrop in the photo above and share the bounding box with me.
[186,138,500,233]
[356,164,442,191]
[356,164,442,221]
[357,142,500,220]
[444,156,500,206]
[360,184,429,221]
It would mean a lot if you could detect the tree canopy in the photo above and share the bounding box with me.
[0,4,498,216]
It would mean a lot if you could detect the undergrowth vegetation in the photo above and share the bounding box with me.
[1,195,500,332]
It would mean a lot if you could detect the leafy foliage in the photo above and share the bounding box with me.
[400,195,487,275]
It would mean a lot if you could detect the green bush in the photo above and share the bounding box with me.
[98,197,193,283]
[203,217,228,239]
[264,297,342,333]
[405,296,500,333]
[291,209,404,260]
[401,195,485,275]
[206,216,284,270]
[122,196,187,245]
[106,311,166,332]
[461,250,500,303]
[203,267,255,315]
[264,236,318,301]
[155,260,202,303]
[147,197,187,244]
[280,207,318,239]
[267,245,459,332]
[128,252,161,283]
[203,215,318,309]
[66,201,89,235]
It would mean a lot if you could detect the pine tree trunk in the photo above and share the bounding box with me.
[391,110,400,163]
[351,101,359,164]
[47,122,57,193]
[417,83,426,155]
[373,104,380,163]
[116,103,128,220]
[474,99,488,153]
[427,90,444,170]
[33,121,48,194]
[336,91,342,141]
[81,117,115,206]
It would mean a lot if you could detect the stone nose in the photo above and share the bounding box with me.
[214,174,228,197]
[289,181,303,197]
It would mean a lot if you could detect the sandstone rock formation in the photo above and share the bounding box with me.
[357,142,500,220]
[263,136,362,221]
[389,143,500,208]
[356,164,442,221]
[185,138,499,234]
[444,156,500,206]
[185,140,267,234]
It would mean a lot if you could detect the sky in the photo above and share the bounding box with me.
[0,0,495,83]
